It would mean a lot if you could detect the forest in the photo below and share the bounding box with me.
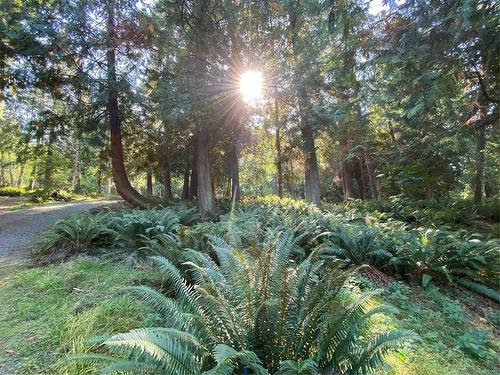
[0,0,498,374]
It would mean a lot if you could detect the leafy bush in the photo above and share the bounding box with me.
[72,233,412,374]
[30,189,76,203]
[0,186,28,196]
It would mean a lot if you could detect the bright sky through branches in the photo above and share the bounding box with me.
[240,71,263,105]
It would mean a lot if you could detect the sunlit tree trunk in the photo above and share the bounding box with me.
[43,128,55,190]
[28,164,36,190]
[229,143,240,201]
[17,164,24,187]
[106,0,147,208]
[0,152,4,186]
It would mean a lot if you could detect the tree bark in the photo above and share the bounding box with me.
[96,155,105,196]
[355,158,367,200]
[0,152,4,186]
[17,164,24,187]
[182,164,190,200]
[474,123,486,206]
[146,164,153,196]
[364,147,380,200]
[72,136,81,194]
[106,0,147,208]
[229,143,240,201]
[28,164,36,190]
[197,131,216,217]
[162,162,172,199]
[44,128,55,190]
[189,139,198,199]
[340,137,354,200]
[274,93,283,198]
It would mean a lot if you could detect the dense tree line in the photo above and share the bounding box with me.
[0,0,498,216]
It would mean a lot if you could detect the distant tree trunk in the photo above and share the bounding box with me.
[275,93,283,198]
[287,159,297,199]
[72,136,81,194]
[44,129,55,190]
[17,164,24,187]
[229,143,240,201]
[8,152,13,186]
[162,162,172,199]
[0,152,4,186]
[197,131,216,217]
[96,156,105,196]
[474,123,486,206]
[182,164,190,200]
[146,163,153,196]
[364,147,380,200]
[28,164,37,190]
[355,158,366,200]
[424,184,433,200]
[340,138,354,200]
[106,0,147,208]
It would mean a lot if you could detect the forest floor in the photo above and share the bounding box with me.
[0,200,118,279]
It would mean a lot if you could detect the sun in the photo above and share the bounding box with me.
[240,70,263,104]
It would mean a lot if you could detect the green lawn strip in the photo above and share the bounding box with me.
[0,257,162,374]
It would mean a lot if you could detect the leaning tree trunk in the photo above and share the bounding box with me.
[474,123,486,206]
[197,130,216,217]
[106,0,147,208]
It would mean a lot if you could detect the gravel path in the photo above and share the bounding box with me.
[0,200,117,277]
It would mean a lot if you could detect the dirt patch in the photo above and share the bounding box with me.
[0,197,30,211]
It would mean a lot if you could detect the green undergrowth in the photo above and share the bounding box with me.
[0,257,163,374]
[353,277,500,375]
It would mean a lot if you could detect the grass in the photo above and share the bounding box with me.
[358,277,500,375]
[1,258,497,374]
[0,257,163,374]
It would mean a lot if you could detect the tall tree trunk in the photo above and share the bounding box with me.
[355,158,367,200]
[96,155,105,196]
[106,0,147,208]
[275,93,283,198]
[189,139,198,199]
[229,143,240,201]
[0,152,4,186]
[162,162,172,199]
[17,164,24,187]
[364,147,380,200]
[72,135,81,194]
[182,164,190,200]
[474,123,486,206]
[44,128,55,190]
[299,95,321,204]
[287,159,297,199]
[28,164,37,190]
[340,137,354,200]
[146,163,153,196]
[197,131,216,217]
[7,152,13,186]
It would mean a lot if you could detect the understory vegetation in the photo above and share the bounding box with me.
[0,197,496,374]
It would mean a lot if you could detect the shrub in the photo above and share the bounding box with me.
[0,186,27,196]
[71,233,412,374]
